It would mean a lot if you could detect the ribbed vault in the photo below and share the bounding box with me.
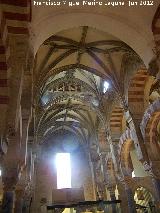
[34,26,144,147]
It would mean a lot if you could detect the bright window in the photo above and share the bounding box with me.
[103,81,109,93]
[132,171,135,178]
[56,153,71,189]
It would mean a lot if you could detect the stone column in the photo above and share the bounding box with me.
[125,187,136,213]
[1,131,20,213]
[20,113,30,165]
[22,189,32,213]
[152,177,160,211]
[14,187,24,213]
[143,160,160,211]
[89,145,102,200]
[89,156,98,200]
[108,187,116,213]
[94,161,106,201]
[117,183,130,213]
[2,173,18,213]
[123,108,149,163]
[124,178,136,213]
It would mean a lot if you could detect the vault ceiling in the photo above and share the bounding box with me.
[34,26,143,145]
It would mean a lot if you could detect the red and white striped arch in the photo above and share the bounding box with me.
[110,106,124,138]
[141,99,160,160]
[128,69,149,115]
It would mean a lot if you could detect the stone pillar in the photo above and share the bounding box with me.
[40,204,47,213]
[152,178,160,211]
[89,157,97,200]
[14,188,24,213]
[108,187,116,213]
[2,191,15,213]
[143,161,160,211]
[22,189,32,213]
[125,187,136,213]
[21,113,30,166]
[1,132,20,213]
[2,174,17,213]
[124,178,136,213]
[117,183,130,213]
[89,145,103,200]
[124,109,149,163]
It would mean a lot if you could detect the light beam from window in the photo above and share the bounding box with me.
[56,153,71,189]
